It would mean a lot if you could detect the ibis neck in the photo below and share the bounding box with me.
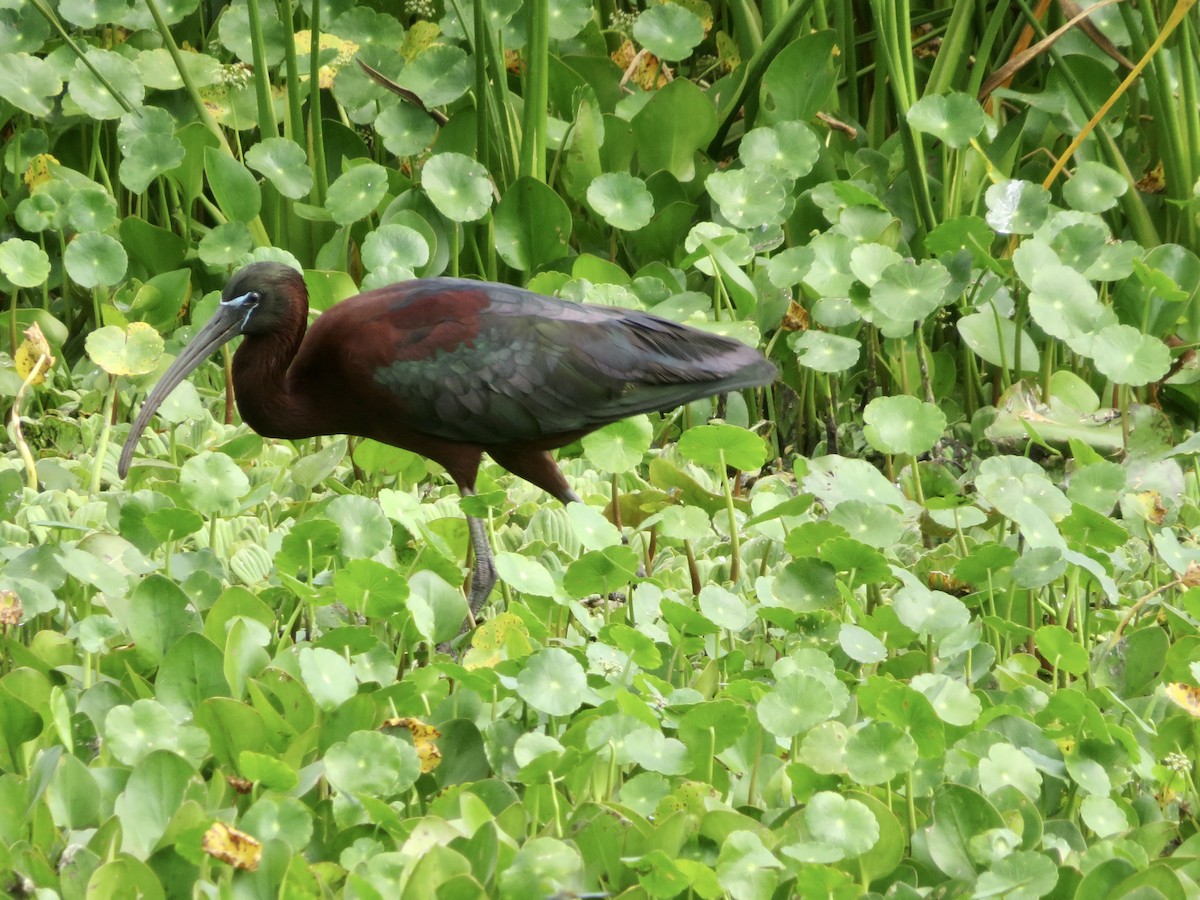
[231,303,314,439]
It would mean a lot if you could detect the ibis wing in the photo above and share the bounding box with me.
[375,312,771,445]
[307,279,774,446]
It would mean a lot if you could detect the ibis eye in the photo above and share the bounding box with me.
[246,291,261,304]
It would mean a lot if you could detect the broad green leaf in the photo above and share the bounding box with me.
[1090,324,1170,385]
[869,259,950,322]
[65,232,127,288]
[906,92,986,148]
[0,53,62,116]
[805,792,879,856]
[179,451,250,516]
[85,323,163,376]
[1064,161,1127,213]
[633,3,705,60]
[245,138,313,200]
[204,148,261,223]
[978,743,1042,800]
[862,395,946,456]
[297,646,357,711]
[326,162,389,226]
[741,122,819,179]
[985,179,1050,235]
[0,238,51,288]
[362,223,429,273]
[375,103,437,157]
[423,152,493,222]
[397,45,472,106]
[516,648,588,716]
[325,494,392,558]
[757,672,834,738]
[325,730,419,797]
[631,79,717,182]
[677,423,767,471]
[68,48,144,120]
[706,169,788,229]
[494,176,572,270]
[845,721,917,784]
[581,416,652,472]
[587,172,654,231]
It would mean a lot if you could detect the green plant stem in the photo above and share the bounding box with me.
[277,0,305,143]
[90,378,119,495]
[519,0,549,181]
[308,0,328,205]
[245,0,278,139]
[719,449,742,585]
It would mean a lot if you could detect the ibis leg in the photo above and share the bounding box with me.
[465,512,497,616]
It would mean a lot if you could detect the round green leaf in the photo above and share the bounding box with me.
[325,730,419,798]
[1027,264,1104,346]
[333,558,409,617]
[68,48,144,120]
[1012,546,1065,588]
[1064,161,1128,213]
[198,221,254,266]
[757,672,835,738]
[325,494,392,559]
[869,259,950,322]
[862,395,946,455]
[985,179,1050,235]
[906,92,986,148]
[910,673,981,726]
[706,169,788,229]
[625,727,690,775]
[563,545,639,597]
[423,153,493,222]
[0,238,51,288]
[845,721,918,784]
[240,796,313,852]
[0,53,62,116]
[65,232,127,288]
[789,330,860,374]
[86,322,163,376]
[978,743,1042,800]
[698,584,753,631]
[245,137,313,200]
[179,451,250,516]
[581,415,653,472]
[375,103,437,157]
[587,172,654,231]
[325,162,389,226]
[103,699,209,766]
[839,624,887,664]
[297,646,357,711]
[397,44,472,106]
[362,224,429,272]
[1034,624,1089,675]
[495,551,557,597]
[972,851,1058,900]
[677,423,768,471]
[806,792,880,857]
[633,2,705,61]
[67,189,118,233]
[1090,324,1170,386]
[217,0,285,66]
[741,121,819,179]
[517,648,588,716]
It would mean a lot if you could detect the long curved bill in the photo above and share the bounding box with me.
[118,303,247,478]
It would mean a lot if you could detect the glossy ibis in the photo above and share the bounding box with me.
[119,262,776,626]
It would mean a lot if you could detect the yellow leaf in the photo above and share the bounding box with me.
[383,716,442,773]
[24,154,59,191]
[1165,682,1200,717]
[400,21,441,63]
[202,822,261,871]
[14,323,54,386]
